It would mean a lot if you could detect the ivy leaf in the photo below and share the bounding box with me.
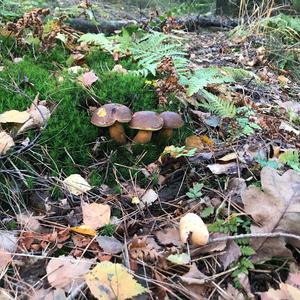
[85,261,147,300]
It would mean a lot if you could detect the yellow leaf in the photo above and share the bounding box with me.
[70,225,97,236]
[97,107,107,117]
[131,196,140,204]
[218,152,238,162]
[85,261,147,300]
[63,174,91,195]
[0,110,30,124]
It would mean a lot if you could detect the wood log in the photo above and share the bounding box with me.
[66,15,238,34]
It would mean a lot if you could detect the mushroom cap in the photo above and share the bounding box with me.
[129,111,164,131]
[160,111,184,129]
[91,103,132,127]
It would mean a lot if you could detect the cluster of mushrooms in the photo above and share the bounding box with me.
[91,103,184,144]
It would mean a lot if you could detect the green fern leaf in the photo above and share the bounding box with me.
[78,33,115,53]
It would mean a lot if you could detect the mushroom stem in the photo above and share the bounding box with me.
[108,121,127,144]
[133,130,152,144]
[160,128,174,140]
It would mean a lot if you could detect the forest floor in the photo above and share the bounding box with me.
[0,2,300,300]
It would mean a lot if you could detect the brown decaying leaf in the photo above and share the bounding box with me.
[0,249,12,271]
[260,283,300,300]
[81,201,111,230]
[207,162,240,175]
[154,227,182,246]
[96,235,123,254]
[218,240,241,269]
[0,131,15,155]
[46,255,92,292]
[242,167,300,262]
[78,71,98,88]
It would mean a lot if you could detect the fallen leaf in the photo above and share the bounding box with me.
[140,189,158,209]
[78,71,98,88]
[218,240,241,269]
[131,196,140,204]
[112,64,128,74]
[221,283,245,300]
[278,75,290,84]
[96,236,123,254]
[63,174,91,195]
[70,225,97,236]
[287,272,300,289]
[0,110,30,124]
[17,105,50,134]
[180,263,210,300]
[0,231,17,252]
[47,256,92,292]
[242,167,300,262]
[260,283,300,300]
[180,213,209,246]
[85,261,147,300]
[82,201,111,230]
[218,152,238,162]
[0,249,12,271]
[207,162,239,175]
[0,131,15,155]
[279,121,300,136]
[154,227,182,246]
[167,253,190,265]
[17,213,41,232]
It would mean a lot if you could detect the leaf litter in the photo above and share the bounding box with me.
[1,4,300,300]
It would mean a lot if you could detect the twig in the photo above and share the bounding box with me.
[209,232,300,244]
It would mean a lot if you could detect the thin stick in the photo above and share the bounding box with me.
[209,232,300,244]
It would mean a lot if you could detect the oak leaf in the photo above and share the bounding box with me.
[85,261,147,300]
[242,167,300,262]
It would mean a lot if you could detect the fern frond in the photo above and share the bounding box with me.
[279,149,300,172]
[187,67,235,96]
[199,91,236,118]
[78,33,115,53]
[129,32,189,77]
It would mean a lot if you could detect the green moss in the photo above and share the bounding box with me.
[92,72,157,111]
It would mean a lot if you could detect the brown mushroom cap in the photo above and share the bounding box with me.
[91,103,132,127]
[160,112,184,129]
[129,111,163,131]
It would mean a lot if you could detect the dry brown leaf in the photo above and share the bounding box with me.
[78,71,98,88]
[180,264,211,300]
[0,231,17,252]
[17,213,41,232]
[154,227,182,246]
[207,162,239,175]
[140,189,158,209]
[0,131,15,155]
[0,110,30,124]
[218,240,241,269]
[0,249,12,271]
[218,152,238,162]
[180,213,209,246]
[82,201,111,230]
[46,255,92,292]
[242,167,300,262]
[96,236,123,254]
[85,261,147,300]
[221,283,245,300]
[260,283,300,300]
[63,174,91,195]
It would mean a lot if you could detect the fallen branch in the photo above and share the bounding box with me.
[209,232,300,244]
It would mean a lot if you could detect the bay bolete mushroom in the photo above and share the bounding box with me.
[159,111,184,139]
[91,103,131,144]
[129,111,163,144]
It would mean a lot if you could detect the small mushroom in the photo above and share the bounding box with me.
[159,111,184,139]
[91,104,131,144]
[129,111,163,144]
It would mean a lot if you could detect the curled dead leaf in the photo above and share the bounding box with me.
[0,131,15,155]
